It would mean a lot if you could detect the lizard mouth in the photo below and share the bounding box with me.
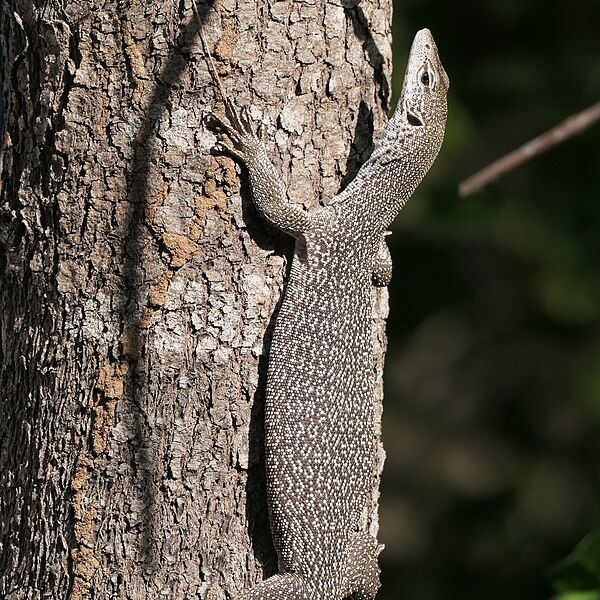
[407,110,423,127]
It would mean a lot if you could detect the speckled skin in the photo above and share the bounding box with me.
[209,29,448,600]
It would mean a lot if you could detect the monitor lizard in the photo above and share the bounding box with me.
[198,8,449,597]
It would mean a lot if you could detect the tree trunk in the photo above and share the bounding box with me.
[0,0,392,597]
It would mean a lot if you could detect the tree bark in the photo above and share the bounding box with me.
[0,0,392,597]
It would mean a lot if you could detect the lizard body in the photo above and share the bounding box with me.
[203,21,448,600]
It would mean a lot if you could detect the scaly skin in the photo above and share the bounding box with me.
[207,28,449,600]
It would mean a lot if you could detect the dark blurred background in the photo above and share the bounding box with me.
[380,1,600,598]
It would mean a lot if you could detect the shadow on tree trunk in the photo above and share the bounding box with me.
[122,2,205,571]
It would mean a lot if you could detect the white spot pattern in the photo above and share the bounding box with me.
[208,27,449,600]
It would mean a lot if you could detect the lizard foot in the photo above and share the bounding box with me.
[344,533,384,600]
[206,106,264,163]
[371,232,392,287]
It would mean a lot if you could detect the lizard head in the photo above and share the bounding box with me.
[399,28,449,133]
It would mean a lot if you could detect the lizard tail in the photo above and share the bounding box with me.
[245,573,308,600]
[344,533,384,600]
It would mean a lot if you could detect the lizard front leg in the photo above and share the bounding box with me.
[207,108,312,239]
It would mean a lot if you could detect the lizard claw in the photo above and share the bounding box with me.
[205,111,230,130]
[223,101,245,134]
[257,120,266,141]
[206,112,245,146]
[212,141,242,160]
[239,106,254,135]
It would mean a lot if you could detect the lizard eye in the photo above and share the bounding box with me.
[421,71,430,86]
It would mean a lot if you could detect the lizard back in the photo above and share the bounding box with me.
[265,210,378,596]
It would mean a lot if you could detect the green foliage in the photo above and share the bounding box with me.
[549,531,600,595]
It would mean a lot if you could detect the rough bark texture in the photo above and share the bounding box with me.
[0,0,391,597]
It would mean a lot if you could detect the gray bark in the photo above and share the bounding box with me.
[0,0,392,597]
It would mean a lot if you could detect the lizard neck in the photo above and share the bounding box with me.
[342,118,446,233]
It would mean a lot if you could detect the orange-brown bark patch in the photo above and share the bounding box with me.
[163,232,200,268]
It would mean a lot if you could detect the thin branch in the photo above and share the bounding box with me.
[459,101,600,197]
